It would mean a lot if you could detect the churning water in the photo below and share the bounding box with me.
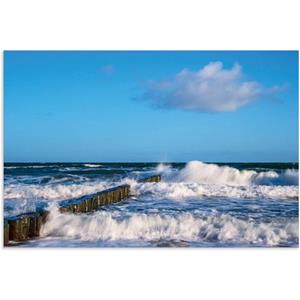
[4,161,299,247]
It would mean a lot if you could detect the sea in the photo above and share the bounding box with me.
[3,161,299,247]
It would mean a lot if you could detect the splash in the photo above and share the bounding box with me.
[4,180,113,217]
[155,163,172,174]
[161,161,298,186]
[41,206,298,247]
[132,182,299,200]
[4,180,112,201]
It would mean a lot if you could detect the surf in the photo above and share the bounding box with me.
[40,205,298,247]
[157,161,298,186]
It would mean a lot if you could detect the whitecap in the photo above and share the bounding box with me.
[132,181,298,200]
[40,207,298,247]
[83,164,103,168]
[158,161,298,186]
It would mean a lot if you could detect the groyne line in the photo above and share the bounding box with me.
[3,174,161,246]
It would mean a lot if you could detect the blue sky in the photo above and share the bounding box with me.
[4,51,298,162]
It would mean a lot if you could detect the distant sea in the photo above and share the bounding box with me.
[4,161,299,247]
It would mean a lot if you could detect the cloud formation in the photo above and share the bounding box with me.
[139,61,281,112]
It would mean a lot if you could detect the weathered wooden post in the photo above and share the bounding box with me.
[4,175,160,245]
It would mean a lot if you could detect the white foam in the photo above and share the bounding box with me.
[4,165,48,169]
[4,180,112,202]
[155,163,172,174]
[159,161,298,186]
[132,182,298,200]
[58,167,79,171]
[83,164,103,168]
[4,179,115,217]
[4,162,298,219]
[41,206,298,246]
[4,198,37,217]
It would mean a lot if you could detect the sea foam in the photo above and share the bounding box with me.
[158,161,298,186]
[40,206,298,247]
[83,164,103,168]
[132,182,298,200]
[4,180,114,217]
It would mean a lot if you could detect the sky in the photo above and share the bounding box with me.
[4,51,298,162]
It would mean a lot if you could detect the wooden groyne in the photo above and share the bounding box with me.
[139,174,161,183]
[4,185,130,245]
[4,211,49,245]
[59,184,130,213]
[4,174,161,246]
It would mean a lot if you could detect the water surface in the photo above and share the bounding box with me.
[4,161,299,247]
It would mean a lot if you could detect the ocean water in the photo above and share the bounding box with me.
[4,161,299,247]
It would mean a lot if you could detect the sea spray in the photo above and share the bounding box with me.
[132,182,299,200]
[158,161,299,186]
[40,205,298,247]
[4,161,299,247]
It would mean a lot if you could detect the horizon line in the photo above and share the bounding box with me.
[3,161,299,164]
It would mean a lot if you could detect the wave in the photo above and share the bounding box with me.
[4,198,38,218]
[58,167,83,172]
[131,181,299,200]
[157,161,298,186]
[41,207,298,246]
[4,180,112,202]
[4,161,298,220]
[5,165,48,169]
[5,164,103,171]
[4,179,115,217]
[83,164,103,168]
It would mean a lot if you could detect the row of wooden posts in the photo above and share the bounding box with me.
[3,175,161,246]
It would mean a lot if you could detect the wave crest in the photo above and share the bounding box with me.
[41,207,298,246]
[159,161,298,186]
[132,182,299,200]
[4,180,111,202]
[83,164,103,168]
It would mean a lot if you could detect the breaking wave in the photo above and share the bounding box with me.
[41,206,298,247]
[4,180,114,217]
[132,182,299,200]
[4,180,112,203]
[157,161,298,186]
[83,164,103,168]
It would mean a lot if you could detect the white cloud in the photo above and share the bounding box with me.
[139,61,281,112]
